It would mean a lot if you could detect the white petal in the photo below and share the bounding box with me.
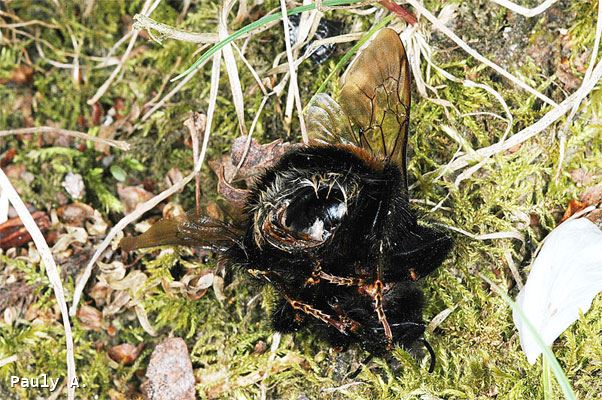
[513,218,602,364]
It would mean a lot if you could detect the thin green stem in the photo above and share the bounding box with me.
[171,0,368,81]
[481,275,577,400]
[542,356,554,400]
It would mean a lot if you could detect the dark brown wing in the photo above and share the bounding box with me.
[119,213,240,252]
[305,28,411,179]
[338,28,411,172]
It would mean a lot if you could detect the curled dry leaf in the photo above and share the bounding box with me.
[514,218,602,364]
[230,137,297,180]
[52,226,88,253]
[97,261,127,283]
[108,343,144,365]
[165,167,184,188]
[117,184,154,214]
[88,282,111,308]
[134,305,157,336]
[108,270,147,292]
[77,304,105,331]
[57,202,95,226]
[86,210,108,236]
[212,164,248,210]
[103,290,132,317]
[162,202,185,220]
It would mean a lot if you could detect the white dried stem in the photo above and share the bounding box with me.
[71,50,223,317]
[133,14,218,43]
[406,0,557,107]
[0,169,76,400]
[87,0,160,105]
[0,354,18,368]
[490,0,558,17]
[0,126,130,150]
[220,3,247,135]
[280,0,308,143]
[443,58,602,174]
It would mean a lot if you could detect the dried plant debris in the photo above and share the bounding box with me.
[0,211,50,249]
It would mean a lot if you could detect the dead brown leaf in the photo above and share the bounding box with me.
[108,343,144,365]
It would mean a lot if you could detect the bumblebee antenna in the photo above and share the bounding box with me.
[420,338,436,373]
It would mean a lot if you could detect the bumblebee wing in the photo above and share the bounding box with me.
[338,28,411,175]
[119,213,239,252]
[305,93,355,145]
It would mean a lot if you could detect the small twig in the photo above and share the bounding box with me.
[378,0,417,25]
[0,127,130,150]
[133,14,218,43]
[280,0,308,143]
[87,0,160,105]
[0,170,76,400]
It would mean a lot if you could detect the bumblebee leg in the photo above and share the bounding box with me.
[372,279,393,347]
[287,298,350,335]
[359,275,393,346]
[251,268,356,336]
[305,261,364,287]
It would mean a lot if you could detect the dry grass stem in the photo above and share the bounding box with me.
[406,0,557,107]
[280,0,308,143]
[71,50,222,317]
[491,0,559,17]
[0,126,130,151]
[504,250,524,290]
[444,57,602,174]
[0,169,76,400]
[87,0,160,105]
[133,14,218,44]
[220,2,247,136]
[0,354,18,368]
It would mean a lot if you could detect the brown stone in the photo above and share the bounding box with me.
[142,337,195,400]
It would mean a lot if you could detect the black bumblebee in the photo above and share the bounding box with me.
[121,28,452,370]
